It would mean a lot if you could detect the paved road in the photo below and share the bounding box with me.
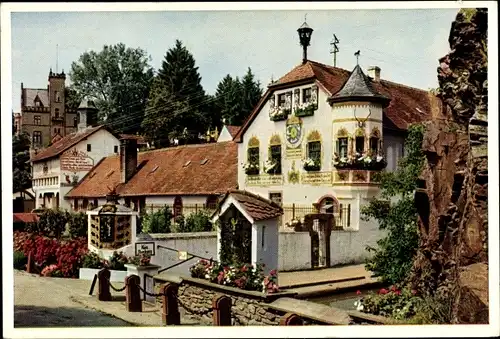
[14,270,131,327]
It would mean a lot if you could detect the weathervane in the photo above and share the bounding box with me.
[354,50,361,65]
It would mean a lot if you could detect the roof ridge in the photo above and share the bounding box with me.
[378,78,429,93]
[138,141,235,155]
[229,189,282,210]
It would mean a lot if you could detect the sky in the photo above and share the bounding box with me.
[10,7,459,113]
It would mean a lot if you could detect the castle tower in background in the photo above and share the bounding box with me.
[48,69,67,139]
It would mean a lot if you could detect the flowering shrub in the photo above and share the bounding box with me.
[302,157,321,171]
[82,252,105,269]
[104,251,128,271]
[355,286,422,320]
[129,253,151,266]
[14,251,27,270]
[41,264,64,277]
[14,231,88,277]
[243,162,259,175]
[333,152,387,171]
[189,259,280,293]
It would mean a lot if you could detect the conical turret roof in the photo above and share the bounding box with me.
[329,65,390,107]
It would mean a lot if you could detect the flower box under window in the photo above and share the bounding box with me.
[333,153,387,171]
[269,107,290,122]
[302,158,321,172]
[294,103,317,117]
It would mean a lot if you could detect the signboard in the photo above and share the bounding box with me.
[60,148,95,171]
[135,242,155,256]
[285,116,303,159]
[178,251,188,260]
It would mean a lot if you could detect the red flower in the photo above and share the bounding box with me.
[395,290,401,295]
[411,289,417,295]
[379,288,388,295]
[390,285,396,292]
[356,290,361,295]
[241,265,248,272]
[217,271,224,284]
[269,269,277,276]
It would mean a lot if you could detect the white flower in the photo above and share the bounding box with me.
[364,157,372,163]
[376,155,384,162]
[205,274,210,279]
[356,304,364,312]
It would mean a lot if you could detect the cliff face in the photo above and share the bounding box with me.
[411,8,488,324]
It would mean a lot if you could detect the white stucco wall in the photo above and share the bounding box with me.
[253,219,279,274]
[33,128,120,211]
[278,231,311,271]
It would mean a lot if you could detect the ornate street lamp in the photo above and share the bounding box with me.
[297,20,314,64]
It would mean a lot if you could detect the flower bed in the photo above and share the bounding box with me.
[354,286,422,320]
[13,231,88,278]
[189,259,279,293]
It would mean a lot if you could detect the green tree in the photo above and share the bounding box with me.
[12,115,32,193]
[361,124,425,285]
[143,40,210,146]
[69,43,154,134]
[214,68,262,126]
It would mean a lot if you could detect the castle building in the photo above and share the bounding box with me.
[19,70,78,148]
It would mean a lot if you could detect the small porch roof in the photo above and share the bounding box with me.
[211,190,283,224]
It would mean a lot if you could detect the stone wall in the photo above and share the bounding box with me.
[154,276,328,326]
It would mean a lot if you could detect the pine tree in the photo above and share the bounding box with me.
[215,74,243,125]
[240,67,263,120]
[143,40,209,146]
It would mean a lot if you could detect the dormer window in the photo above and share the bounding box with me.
[34,99,40,107]
[303,87,312,103]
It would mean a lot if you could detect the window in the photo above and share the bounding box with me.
[55,91,61,103]
[34,99,41,107]
[82,199,88,210]
[87,144,91,152]
[370,137,379,154]
[100,215,115,243]
[32,131,42,145]
[34,115,41,125]
[355,136,365,154]
[307,141,321,163]
[74,117,78,127]
[248,147,259,164]
[277,93,287,107]
[303,87,312,103]
[55,108,60,118]
[337,137,348,158]
[114,145,119,153]
[270,145,282,174]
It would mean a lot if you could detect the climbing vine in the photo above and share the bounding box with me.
[218,217,252,266]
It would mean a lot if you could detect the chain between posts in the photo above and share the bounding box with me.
[136,285,164,297]
[104,277,127,292]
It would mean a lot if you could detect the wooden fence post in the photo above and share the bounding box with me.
[160,283,180,325]
[26,251,34,274]
[212,294,232,326]
[125,274,142,312]
[97,268,111,301]
[280,313,304,325]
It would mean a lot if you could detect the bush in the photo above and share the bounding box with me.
[41,264,64,277]
[14,251,27,270]
[82,252,104,269]
[141,206,172,234]
[172,215,185,232]
[357,286,422,320]
[104,251,128,271]
[183,210,213,232]
[35,209,70,238]
[13,231,88,277]
[67,212,88,238]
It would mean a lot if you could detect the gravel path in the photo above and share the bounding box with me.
[14,270,131,327]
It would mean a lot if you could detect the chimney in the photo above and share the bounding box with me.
[367,66,381,82]
[120,137,138,183]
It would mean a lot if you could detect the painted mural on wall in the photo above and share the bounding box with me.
[60,148,95,172]
[285,116,303,159]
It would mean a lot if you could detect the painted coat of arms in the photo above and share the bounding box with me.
[285,115,303,158]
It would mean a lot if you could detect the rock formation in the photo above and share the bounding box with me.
[410,8,488,324]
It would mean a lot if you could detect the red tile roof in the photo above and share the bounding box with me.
[225,125,241,138]
[66,141,238,198]
[119,134,147,145]
[31,125,114,162]
[234,60,442,141]
[217,190,283,221]
[13,213,39,224]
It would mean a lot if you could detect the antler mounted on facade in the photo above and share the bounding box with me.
[353,108,372,128]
